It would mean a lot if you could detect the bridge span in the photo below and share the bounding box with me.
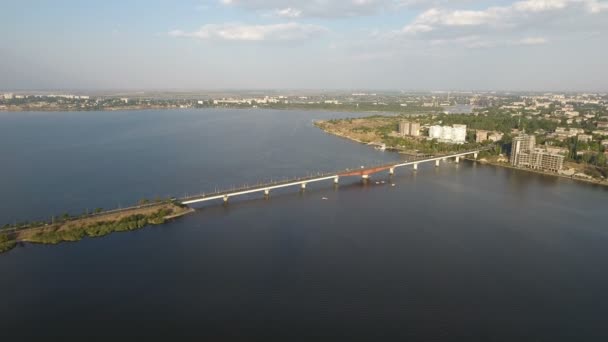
[181,148,489,206]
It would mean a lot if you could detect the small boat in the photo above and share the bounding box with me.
[322,197,328,200]
[381,181,385,184]
[391,184,396,187]
[375,181,380,184]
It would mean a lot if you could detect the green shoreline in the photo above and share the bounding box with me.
[0,204,194,255]
[317,123,608,188]
[472,159,608,187]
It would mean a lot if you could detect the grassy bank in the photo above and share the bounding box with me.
[0,234,16,253]
[315,117,484,155]
[0,203,193,254]
[316,116,607,186]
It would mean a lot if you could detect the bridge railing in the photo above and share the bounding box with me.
[179,146,493,202]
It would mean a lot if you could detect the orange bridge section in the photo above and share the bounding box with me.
[339,165,393,177]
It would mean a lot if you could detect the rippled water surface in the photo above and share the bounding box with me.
[1,109,607,340]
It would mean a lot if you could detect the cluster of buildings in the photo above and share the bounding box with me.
[429,124,467,144]
[1,93,90,100]
[475,130,504,143]
[213,96,284,106]
[510,134,565,172]
[398,121,421,137]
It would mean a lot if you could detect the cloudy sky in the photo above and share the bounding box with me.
[1,0,607,91]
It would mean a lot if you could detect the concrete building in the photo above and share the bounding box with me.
[2,93,13,100]
[511,134,564,172]
[477,130,504,142]
[488,132,504,142]
[429,125,443,140]
[545,146,569,155]
[399,121,410,137]
[410,122,421,137]
[476,130,489,143]
[399,121,420,137]
[510,134,536,166]
[529,149,564,172]
[429,124,467,144]
[452,125,467,143]
[570,128,585,135]
[577,134,593,143]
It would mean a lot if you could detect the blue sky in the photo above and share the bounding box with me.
[1,0,607,91]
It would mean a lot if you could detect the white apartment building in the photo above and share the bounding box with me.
[429,124,467,144]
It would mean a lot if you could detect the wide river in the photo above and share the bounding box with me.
[1,109,607,340]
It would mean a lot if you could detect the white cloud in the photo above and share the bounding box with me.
[402,0,608,34]
[274,7,302,18]
[516,36,548,45]
[218,0,391,17]
[169,22,327,41]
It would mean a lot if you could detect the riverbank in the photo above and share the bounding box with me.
[0,104,182,112]
[0,203,194,254]
[472,158,608,187]
[315,119,608,188]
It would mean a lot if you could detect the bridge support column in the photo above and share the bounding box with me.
[435,159,440,167]
[413,163,418,171]
[334,176,339,184]
[362,174,369,180]
[264,189,270,197]
[455,156,460,164]
[473,152,478,159]
[301,183,307,190]
[223,195,229,203]
[389,168,394,175]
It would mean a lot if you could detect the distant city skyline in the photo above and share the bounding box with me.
[2,0,608,91]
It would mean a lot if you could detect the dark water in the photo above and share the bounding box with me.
[1,109,607,341]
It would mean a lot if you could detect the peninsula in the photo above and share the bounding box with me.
[0,202,193,254]
[314,111,608,186]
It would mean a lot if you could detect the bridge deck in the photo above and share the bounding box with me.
[180,148,489,205]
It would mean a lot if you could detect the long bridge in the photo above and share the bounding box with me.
[181,148,489,206]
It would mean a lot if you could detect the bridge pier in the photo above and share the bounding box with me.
[264,189,270,197]
[223,195,229,203]
[362,174,369,180]
[455,156,460,164]
[413,163,418,171]
[334,176,339,184]
[301,183,307,190]
[473,152,478,159]
[435,159,440,167]
[389,167,394,175]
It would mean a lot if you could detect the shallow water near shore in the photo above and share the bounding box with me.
[1,109,607,340]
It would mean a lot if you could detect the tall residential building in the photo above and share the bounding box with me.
[452,125,467,143]
[399,121,421,137]
[529,150,564,172]
[429,125,443,140]
[511,134,563,172]
[399,121,410,137]
[429,124,467,144]
[510,134,536,166]
[410,122,421,137]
